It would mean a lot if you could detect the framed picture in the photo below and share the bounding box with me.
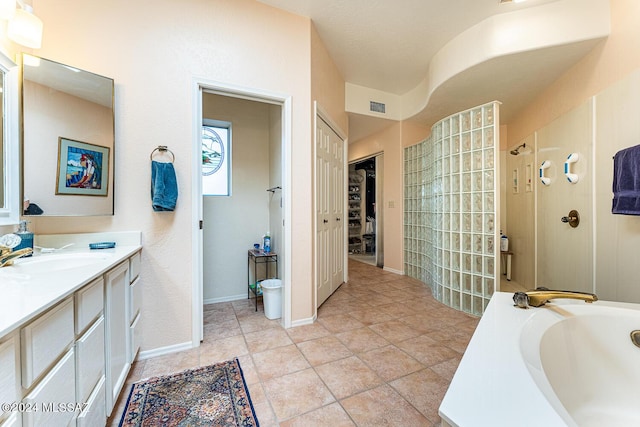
[56,137,110,196]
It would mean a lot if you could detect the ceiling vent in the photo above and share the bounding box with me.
[370,101,386,114]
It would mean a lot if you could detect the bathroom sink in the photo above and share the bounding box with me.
[5,252,114,275]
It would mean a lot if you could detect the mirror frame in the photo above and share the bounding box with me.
[0,50,19,226]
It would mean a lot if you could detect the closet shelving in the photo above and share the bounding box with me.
[348,173,363,254]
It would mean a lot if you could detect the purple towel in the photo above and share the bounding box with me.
[612,144,640,215]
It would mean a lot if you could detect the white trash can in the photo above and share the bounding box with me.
[260,279,282,319]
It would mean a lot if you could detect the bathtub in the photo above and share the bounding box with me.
[439,292,640,427]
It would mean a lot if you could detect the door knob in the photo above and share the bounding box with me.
[561,210,580,228]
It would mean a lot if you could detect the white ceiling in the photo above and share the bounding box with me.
[258,0,604,141]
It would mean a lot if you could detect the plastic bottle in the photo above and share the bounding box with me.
[263,232,271,253]
[500,232,509,252]
[14,220,33,256]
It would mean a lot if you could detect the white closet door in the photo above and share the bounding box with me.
[316,116,345,307]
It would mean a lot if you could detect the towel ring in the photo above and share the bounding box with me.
[150,145,175,163]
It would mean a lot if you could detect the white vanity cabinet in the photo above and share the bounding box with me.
[0,239,143,427]
[128,251,143,363]
[104,260,131,415]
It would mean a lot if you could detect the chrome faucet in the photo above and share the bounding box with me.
[0,245,33,267]
[513,289,598,308]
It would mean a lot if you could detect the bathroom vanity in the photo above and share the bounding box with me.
[0,232,142,426]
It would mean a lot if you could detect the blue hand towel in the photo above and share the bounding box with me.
[151,161,178,211]
[612,144,640,215]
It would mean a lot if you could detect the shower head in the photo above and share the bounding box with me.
[510,143,526,156]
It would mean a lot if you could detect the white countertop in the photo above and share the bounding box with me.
[439,292,570,427]
[0,232,141,338]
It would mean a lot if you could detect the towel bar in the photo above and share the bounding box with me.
[150,145,175,162]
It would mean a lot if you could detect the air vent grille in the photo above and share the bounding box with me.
[370,101,386,114]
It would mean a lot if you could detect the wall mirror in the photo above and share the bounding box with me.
[22,53,114,216]
[0,50,19,226]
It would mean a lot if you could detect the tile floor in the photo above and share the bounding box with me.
[108,260,480,426]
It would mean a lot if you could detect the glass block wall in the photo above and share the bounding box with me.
[404,101,499,316]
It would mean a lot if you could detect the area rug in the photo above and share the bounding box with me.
[119,358,259,427]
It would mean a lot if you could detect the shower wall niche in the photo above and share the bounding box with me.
[404,101,500,316]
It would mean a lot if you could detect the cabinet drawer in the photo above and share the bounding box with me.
[75,277,104,334]
[22,348,76,427]
[76,316,104,404]
[128,312,142,363]
[76,376,106,427]
[129,251,141,283]
[130,277,142,321]
[21,298,74,388]
[0,335,18,420]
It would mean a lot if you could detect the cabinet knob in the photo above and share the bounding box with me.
[323,219,328,223]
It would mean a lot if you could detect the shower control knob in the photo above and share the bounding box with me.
[561,210,580,228]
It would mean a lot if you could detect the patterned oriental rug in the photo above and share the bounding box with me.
[119,358,259,427]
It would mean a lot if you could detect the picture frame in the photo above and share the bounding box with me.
[56,137,110,196]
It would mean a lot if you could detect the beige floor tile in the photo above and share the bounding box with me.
[340,384,430,426]
[368,319,424,343]
[199,335,248,366]
[335,327,389,353]
[280,402,356,427]
[252,344,310,380]
[377,301,421,318]
[244,327,293,353]
[263,368,335,420]
[346,308,395,326]
[396,335,460,367]
[390,368,450,424]
[317,313,365,333]
[315,356,383,399]
[141,348,200,379]
[429,356,462,382]
[237,354,260,385]
[286,322,331,343]
[297,335,353,366]
[358,345,423,382]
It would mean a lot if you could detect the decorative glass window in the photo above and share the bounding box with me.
[202,121,230,196]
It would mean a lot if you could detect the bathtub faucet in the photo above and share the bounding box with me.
[513,289,598,308]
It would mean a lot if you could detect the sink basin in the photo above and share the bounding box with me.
[4,252,113,275]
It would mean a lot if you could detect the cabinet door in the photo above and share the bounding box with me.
[76,377,106,427]
[0,335,19,422]
[104,261,130,415]
[76,316,105,404]
[22,348,76,427]
[75,277,104,334]
[21,297,74,388]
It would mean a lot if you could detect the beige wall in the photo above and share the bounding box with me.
[24,0,313,352]
[311,24,347,134]
[507,0,640,146]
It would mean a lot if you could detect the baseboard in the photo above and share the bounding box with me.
[383,266,404,275]
[290,314,316,328]
[203,294,248,305]
[138,341,195,361]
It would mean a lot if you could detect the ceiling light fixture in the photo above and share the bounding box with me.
[6,1,43,49]
[0,0,16,20]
